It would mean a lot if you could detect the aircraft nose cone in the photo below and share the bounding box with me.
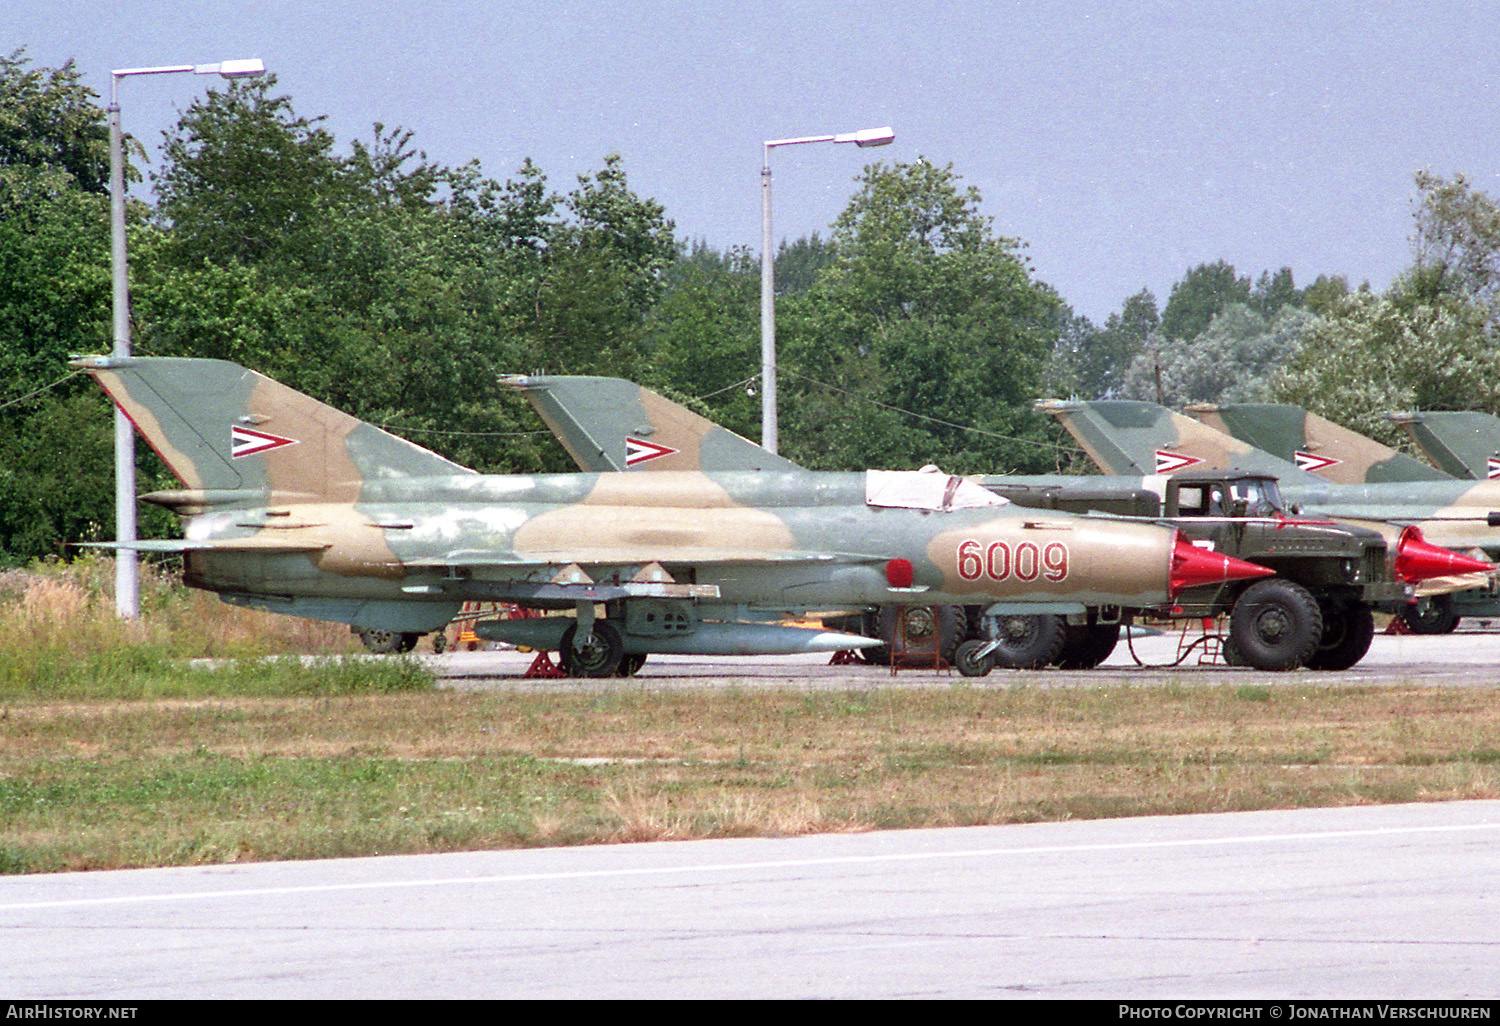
[1169,534,1275,597]
[1394,526,1497,583]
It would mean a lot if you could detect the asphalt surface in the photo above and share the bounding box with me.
[427,622,1500,690]
[4,800,1498,999]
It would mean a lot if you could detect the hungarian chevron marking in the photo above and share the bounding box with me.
[626,437,679,467]
[231,425,299,459]
[1154,449,1203,474]
[1295,450,1342,473]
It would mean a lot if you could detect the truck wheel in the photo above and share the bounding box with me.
[1402,595,1459,635]
[1054,621,1121,670]
[877,605,961,665]
[357,628,419,654]
[988,614,1066,669]
[1229,579,1323,671]
[954,639,995,677]
[1305,603,1375,671]
[559,622,624,677]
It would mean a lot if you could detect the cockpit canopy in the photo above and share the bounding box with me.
[865,469,1010,511]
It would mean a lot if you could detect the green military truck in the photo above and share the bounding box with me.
[962,469,1411,674]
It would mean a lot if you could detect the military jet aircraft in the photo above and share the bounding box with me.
[502,374,1498,671]
[1037,398,1500,632]
[1388,410,1500,482]
[72,356,1269,677]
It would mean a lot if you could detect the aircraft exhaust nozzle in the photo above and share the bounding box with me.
[1168,534,1276,597]
[1394,526,1497,583]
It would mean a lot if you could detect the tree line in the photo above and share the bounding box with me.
[2,50,1497,564]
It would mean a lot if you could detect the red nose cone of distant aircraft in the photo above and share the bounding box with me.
[1169,535,1276,596]
[1393,527,1497,583]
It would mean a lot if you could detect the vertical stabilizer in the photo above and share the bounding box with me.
[502,374,802,473]
[73,356,473,503]
[1189,403,1450,484]
[1389,411,1500,482]
[1037,399,1314,480]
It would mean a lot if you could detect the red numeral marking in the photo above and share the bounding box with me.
[957,539,1070,583]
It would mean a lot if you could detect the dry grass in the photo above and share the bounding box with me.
[4,684,1499,873]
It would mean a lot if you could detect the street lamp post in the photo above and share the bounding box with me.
[759,126,893,455]
[108,58,266,618]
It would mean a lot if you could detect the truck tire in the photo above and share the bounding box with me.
[1402,595,1460,635]
[1054,620,1121,670]
[1306,603,1376,671]
[1229,579,1323,671]
[357,628,420,654]
[876,605,961,665]
[987,614,1066,669]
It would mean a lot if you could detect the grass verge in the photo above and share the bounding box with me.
[4,683,1498,874]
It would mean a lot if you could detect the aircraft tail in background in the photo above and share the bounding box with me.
[501,374,802,474]
[1186,403,1449,485]
[1035,398,1313,481]
[1388,410,1500,482]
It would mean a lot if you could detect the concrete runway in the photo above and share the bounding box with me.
[3,800,1499,999]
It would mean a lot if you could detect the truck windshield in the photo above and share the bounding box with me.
[1229,478,1285,516]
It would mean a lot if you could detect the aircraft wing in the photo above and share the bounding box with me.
[79,538,331,553]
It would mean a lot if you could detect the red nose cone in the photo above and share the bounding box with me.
[1169,535,1275,597]
[1394,526,1497,583]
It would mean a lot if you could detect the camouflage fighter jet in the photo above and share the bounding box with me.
[1038,398,1500,632]
[72,356,1269,676]
[503,374,1496,671]
[1388,410,1500,482]
[1184,402,1449,485]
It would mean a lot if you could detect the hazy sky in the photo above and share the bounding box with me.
[11,1,1500,322]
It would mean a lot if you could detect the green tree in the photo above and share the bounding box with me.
[0,51,127,563]
[1159,260,1252,341]
[1408,169,1500,306]
[1123,304,1314,407]
[0,48,112,202]
[776,159,1061,473]
[647,245,761,438]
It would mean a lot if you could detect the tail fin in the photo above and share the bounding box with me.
[1036,398,1313,480]
[502,374,802,473]
[73,356,472,504]
[1388,411,1500,481]
[1187,403,1449,484]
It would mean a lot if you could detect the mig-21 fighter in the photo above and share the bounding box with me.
[72,357,1269,677]
[502,375,1494,671]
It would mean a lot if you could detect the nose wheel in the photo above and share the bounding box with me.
[559,622,624,677]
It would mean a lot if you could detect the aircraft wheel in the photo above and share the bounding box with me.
[953,639,995,677]
[1402,594,1460,635]
[987,614,1066,669]
[1305,603,1375,671]
[617,652,647,677]
[1054,621,1121,670]
[357,628,420,654]
[1228,579,1323,671]
[1221,636,1246,666]
[559,622,624,678]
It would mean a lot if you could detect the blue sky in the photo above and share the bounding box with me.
[11,1,1500,322]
